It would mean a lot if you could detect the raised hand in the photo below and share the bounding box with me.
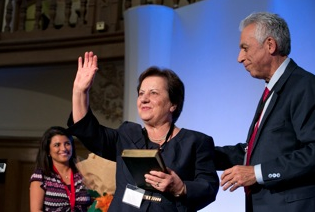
[72,51,98,123]
[74,51,98,93]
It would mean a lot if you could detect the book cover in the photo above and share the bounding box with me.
[121,149,167,190]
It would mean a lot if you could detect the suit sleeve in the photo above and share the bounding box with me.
[67,108,118,161]
[261,76,315,188]
[214,143,247,170]
[175,133,219,211]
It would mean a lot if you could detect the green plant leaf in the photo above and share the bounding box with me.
[87,201,102,212]
[88,189,101,198]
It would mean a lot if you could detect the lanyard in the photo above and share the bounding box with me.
[143,122,175,151]
[53,165,75,211]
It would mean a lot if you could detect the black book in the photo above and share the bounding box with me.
[121,149,167,190]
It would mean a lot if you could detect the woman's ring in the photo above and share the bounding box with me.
[156,182,160,187]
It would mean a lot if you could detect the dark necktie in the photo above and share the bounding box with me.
[246,87,270,165]
[245,87,270,195]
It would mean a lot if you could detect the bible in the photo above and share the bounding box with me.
[121,149,167,190]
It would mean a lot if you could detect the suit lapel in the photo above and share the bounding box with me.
[249,60,298,153]
[123,122,147,149]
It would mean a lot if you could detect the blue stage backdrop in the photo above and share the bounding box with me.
[124,0,315,211]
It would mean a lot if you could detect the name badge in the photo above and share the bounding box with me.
[122,184,145,208]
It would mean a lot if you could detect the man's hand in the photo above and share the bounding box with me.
[220,165,256,192]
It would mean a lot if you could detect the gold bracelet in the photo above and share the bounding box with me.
[174,183,186,197]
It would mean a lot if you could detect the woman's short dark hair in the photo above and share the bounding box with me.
[35,126,77,176]
[137,66,185,123]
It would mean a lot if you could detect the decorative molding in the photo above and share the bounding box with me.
[90,60,124,126]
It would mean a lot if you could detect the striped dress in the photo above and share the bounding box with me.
[30,169,92,212]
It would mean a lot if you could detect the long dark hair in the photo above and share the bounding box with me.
[35,126,77,176]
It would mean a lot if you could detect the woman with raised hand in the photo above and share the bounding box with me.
[67,51,219,211]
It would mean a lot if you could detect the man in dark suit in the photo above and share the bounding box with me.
[215,12,315,212]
